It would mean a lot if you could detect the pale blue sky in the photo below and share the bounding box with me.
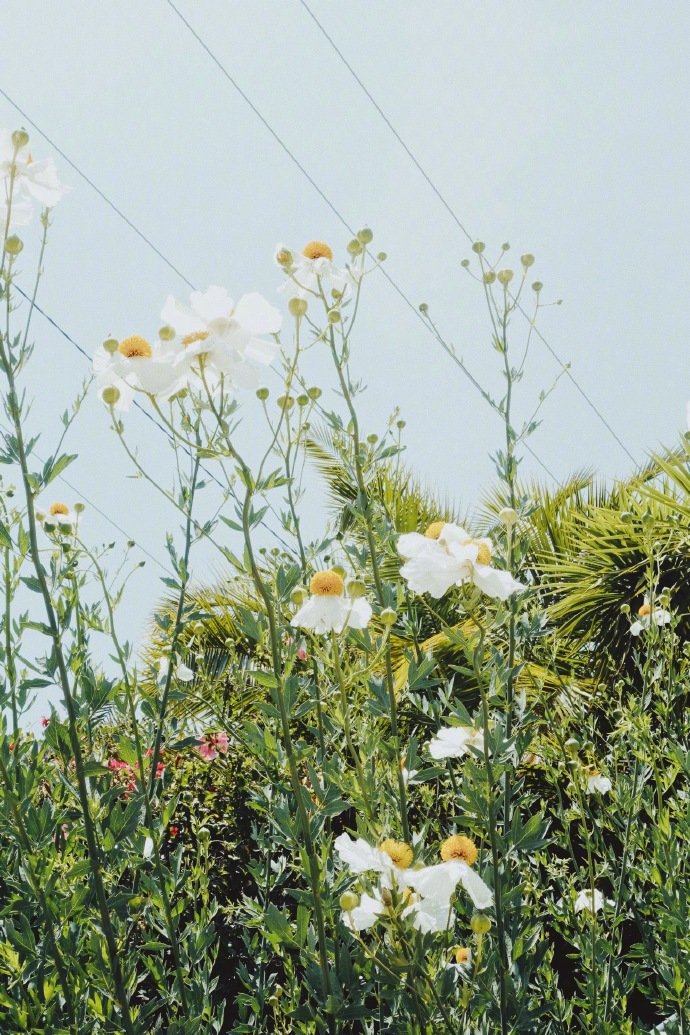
[3,1,689,726]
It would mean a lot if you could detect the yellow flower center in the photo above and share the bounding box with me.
[181,330,210,347]
[454,946,470,965]
[469,539,492,565]
[638,602,652,617]
[379,839,414,869]
[424,521,445,539]
[302,240,333,261]
[309,570,344,597]
[118,335,152,359]
[440,834,478,866]
[49,502,69,516]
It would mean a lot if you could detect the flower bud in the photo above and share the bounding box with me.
[159,324,176,341]
[101,385,121,406]
[339,891,360,911]
[4,236,23,256]
[288,297,308,318]
[290,586,308,606]
[357,227,373,244]
[501,242,510,251]
[460,258,470,268]
[331,564,347,579]
[297,393,309,407]
[380,607,397,626]
[12,129,29,150]
[328,310,341,324]
[418,302,428,314]
[498,507,518,527]
[396,419,406,430]
[470,913,491,935]
[472,241,485,254]
[347,238,363,256]
[276,247,293,266]
[277,394,294,410]
[74,502,86,514]
[483,270,496,284]
[103,338,119,354]
[521,253,535,268]
[376,252,387,262]
[367,433,378,444]
[307,386,322,400]
[346,578,367,599]
[196,827,210,847]
[256,387,269,401]
[497,269,514,285]
[35,509,46,522]
[532,281,543,293]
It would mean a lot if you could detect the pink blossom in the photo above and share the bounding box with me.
[197,731,230,761]
[40,716,50,729]
[296,647,308,661]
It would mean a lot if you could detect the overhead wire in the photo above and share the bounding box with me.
[297,0,636,467]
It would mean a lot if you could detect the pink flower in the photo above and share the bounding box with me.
[40,716,50,729]
[197,731,230,761]
[296,647,308,662]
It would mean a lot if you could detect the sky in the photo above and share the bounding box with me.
[2,0,689,727]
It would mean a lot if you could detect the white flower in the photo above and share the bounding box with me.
[143,836,154,859]
[342,891,386,931]
[398,521,524,600]
[38,501,79,532]
[291,570,372,634]
[0,129,69,221]
[574,888,610,914]
[277,240,355,301]
[405,859,494,912]
[428,725,485,760]
[585,770,612,795]
[630,596,671,636]
[93,335,187,411]
[160,286,281,389]
[158,658,195,683]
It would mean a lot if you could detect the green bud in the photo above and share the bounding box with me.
[159,324,176,341]
[43,519,57,532]
[346,579,367,599]
[532,281,543,293]
[460,258,470,268]
[297,393,309,406]
[347,238,364,255]
[328,310,341,324]
[498,507,518,527]
[4,235,23,256]
[339,891,360,911]
[483,271,496,284]
[470,913,491,935]
[103,338,119,354]
[501,241,510,251]
[471,241,485,254]
[396,419,406,430]
[331,564,347,579]
[307,386,322,400]
[74,502,86,514]
[367,433,378,444]
[290,586,308,606]
[376,251,387,262]
[380,607,397,626]
[357,227,374,244]
[101,385,121,406]
[497,269,514,285]
[12,129,29,150]
[277,394,295,410]
[521,253,535,268]
[288,296,308,318]
[196,827,211,847]
[418,302,428,314]
[256,387,270,401]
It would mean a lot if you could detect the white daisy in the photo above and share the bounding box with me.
[38,501,79,532]
[291,570,372,634]
[160,286,281,389]
[574,888,610,914]
[428,725,485,760]
[277,240,355,302]
[630,596,671,636]
[93,335,187,410]
[398,521,524,601]
[0,129,69,218]
[585,769,612,795]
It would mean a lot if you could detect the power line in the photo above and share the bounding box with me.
[163,1,556,481]
[0,86,194,291]
[297,0,636,467]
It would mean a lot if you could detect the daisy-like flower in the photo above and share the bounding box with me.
[160,286,281,390]
[158,657,195,683]
[0,129,69,224]
[585,767,612,795]
[277,240,355,302]
[291,570,372,634]
[334,830,493,934]
[630,596,671,636]
[197,731,230,761]
[38,501,78,532]
[428,725,485,760]
[398,521,524,601]
[93,334,189,411]
[574,888,610,914]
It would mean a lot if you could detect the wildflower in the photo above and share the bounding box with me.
[93,334,187,411]
[291,569,372,634]
[0,129,69,225]
[585,767,612,795]
[40,716,50,729]
[296,646,308,661]
[428,724,485,760]
[169,824,180,838]
[277,240,355,301]
[160,286,281,389]
[143,837,154,859]
[574,888,610,914]
[39,501,78,532]
[158,658,195,683]
[398,521,524,600]
[630,596,671,636]
[198,731,230,761]
[451,946,472,968]
[440,835,478,866]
